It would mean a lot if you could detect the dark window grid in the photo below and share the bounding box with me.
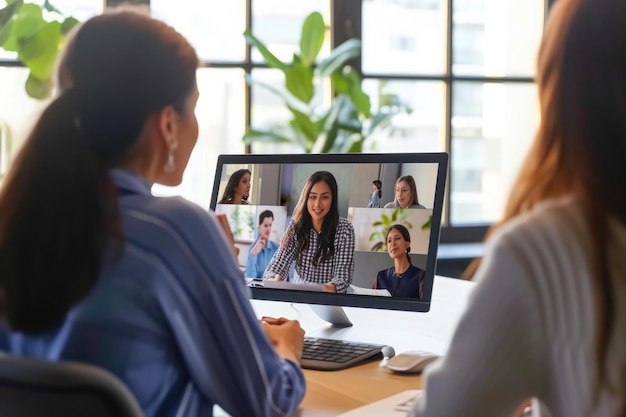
[0,0,548,244]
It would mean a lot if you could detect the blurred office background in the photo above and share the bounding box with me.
[0,0,553,275]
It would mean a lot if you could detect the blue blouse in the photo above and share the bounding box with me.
[0,169,305,417]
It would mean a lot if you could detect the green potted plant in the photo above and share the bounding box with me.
[0,0,79,99]
[0,0,79,178]
[243,11,411,153]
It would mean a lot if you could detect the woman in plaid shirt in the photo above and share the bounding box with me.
[263,171,355,293]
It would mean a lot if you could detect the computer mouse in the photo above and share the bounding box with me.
[385,350,440,374]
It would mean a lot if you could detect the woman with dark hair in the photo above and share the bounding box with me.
[263,171,355,293]
[410,0,626,416]
[218,168,251,204]
[384,175,425,209]
[0,9,305,417]
[368,179,383,208]
[373,225,424,298]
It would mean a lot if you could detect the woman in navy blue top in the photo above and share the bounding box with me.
[0,9,305,417]
[373,225,425,298]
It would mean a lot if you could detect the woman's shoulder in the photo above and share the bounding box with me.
[383,201,396,208]
[338,217,355,230]
[122,194,221,240]
[486,198,591,267]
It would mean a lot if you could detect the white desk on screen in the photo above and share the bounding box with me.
[247,275,476,417]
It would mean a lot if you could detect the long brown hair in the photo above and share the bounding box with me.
[466,0,626,411]
[0,9,198,332]
[288,171,340,267]
[394,175,420,206]
[219,168,251,204]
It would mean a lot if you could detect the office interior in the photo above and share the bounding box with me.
[0,0,555,278]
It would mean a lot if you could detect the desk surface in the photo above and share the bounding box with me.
[250,276,475,416]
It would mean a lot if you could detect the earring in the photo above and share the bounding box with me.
[164,139,179,173]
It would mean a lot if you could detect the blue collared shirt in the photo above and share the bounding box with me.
[1,169,305,417]
[245,237,279,279]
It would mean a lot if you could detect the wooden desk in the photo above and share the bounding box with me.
[251,276,475,417]
[299,362,422,417]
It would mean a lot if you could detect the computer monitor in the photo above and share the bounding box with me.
[209,153,448,326]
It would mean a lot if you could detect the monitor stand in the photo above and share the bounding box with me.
[309,304,353,328]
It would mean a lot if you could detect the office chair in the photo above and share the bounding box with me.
[0,353,144,417]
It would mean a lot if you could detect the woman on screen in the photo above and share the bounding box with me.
[410,1,626,416]
[218,168,251,204]
[0,10,305,417]
[263,171,355,293]
[384,175,425,209]
[368,179,382,208]
[373,225,424,298]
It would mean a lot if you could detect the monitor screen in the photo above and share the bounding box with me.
[209,153,448,316]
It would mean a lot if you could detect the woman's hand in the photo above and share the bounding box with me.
[263,275,284,282]
[261,316,305,363]
[322,283,337,293]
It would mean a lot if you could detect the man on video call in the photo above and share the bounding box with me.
[246,210,280,278]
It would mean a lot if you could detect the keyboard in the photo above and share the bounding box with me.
[301,336,391,371]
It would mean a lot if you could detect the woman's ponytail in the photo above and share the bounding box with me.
[0,91,109,332]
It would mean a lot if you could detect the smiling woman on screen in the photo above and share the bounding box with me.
[263,170,355,293]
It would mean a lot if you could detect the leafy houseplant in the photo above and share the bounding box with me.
[243,11,411,153]
[368,209,432,252]
[369,209,414,252]
[0,0,79,99]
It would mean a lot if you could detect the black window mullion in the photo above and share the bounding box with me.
[331,0,362,74]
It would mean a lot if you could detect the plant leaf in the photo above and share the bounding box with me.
[18,20,62,80]
[0,1,23,46]
[287,105,318,144]
[331,71,349,94]
[318,38,361,76]
[243,128,295,145]
[299,11,325,67]
[60,16,79,35]
[366,111,394,136]
[284,64,314,103]
[243,29,287,71]
[343,67,371,117]
[25,72,52,99]
[342,136,364,153]
[43,0,62,14]
[311,98,341,153]
[245,73,309,113]
[10,2,44,39]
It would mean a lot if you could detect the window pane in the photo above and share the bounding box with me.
[55,0,102,21]
[151,0,246,62]
[153,68,246,208]
[451,81,538,225]
[452,0,544,76]
[251,0,331,63]
[362,0,446,75]
[0,67,45,170]
[362,79,445,153]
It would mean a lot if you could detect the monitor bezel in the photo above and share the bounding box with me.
[210,152,449,313]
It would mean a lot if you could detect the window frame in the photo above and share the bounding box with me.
[0,0,556,244]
